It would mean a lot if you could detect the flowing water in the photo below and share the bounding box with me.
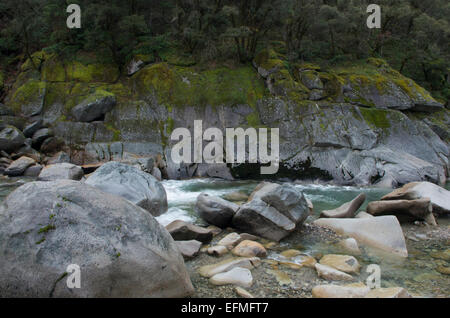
[1,176,449,297]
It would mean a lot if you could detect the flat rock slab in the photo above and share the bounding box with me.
[314,216,408,257]
[198,257,260,278]
[315,263,354,281]
[382,181,450,215]
[320,193,366,218]
[319,254,360,274]
[312,283,371,298]
[367,199,436,225]
[210,267,253,288]
[217,232,242,249]
[166,220,213,244]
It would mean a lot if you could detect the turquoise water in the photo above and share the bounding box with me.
[156,178,392,226]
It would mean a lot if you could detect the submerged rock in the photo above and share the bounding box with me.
[0,180,193,297]
[314,216,408,257]
[367,199,436,226]
[166,220,213,243]
[320,193,366,218]
[319,254,360,274]
[38,163,84,181]
[86,161,168,216]
[315,263,354,281]
[338,238,361,255]
[381,182,450,215]
[195,193,239,228]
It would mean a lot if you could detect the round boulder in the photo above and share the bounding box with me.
[85,162,168,216]
[0,180,194,297]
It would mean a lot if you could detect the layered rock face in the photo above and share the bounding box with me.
[0,180,193,297]
[2,51,449,185]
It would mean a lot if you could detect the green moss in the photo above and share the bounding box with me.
[105,123,121,142]
[10,79,46,113]
[367,57,389,68]
[38,225,56,234]
[246,112,261,127]
[65,61,119,83]
[21,50,50,71]
[35,238,46,245]
[134,63,266,108]
[359,107,391,129]
[254,49,284,71]
[41,56,66,82]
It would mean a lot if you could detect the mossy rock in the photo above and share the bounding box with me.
[357,107,391,129]
[254,49,285,72]
[133,63,266,108]
[21,50,51,72]
[65,61,120,83]
[9,79,46,116]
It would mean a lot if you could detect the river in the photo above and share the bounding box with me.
[1,176,449,297]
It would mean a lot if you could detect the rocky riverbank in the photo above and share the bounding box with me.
[1,164,448,298]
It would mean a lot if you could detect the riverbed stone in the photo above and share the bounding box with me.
[365,287,412,298]
[223,192,249,202]
[210,267,253,288]
[175,240,202,260]
[319,254,360,274]
[381,182,450,215]
[232,199,295,242]
[235,287,254,298]
[217,232,242,249]
[338,238,361,255]
[198,257,260,278]
[195,193,239,228]
[86,161,168,216]
[0,126,25,152]
[320,193,366,218]
[166,220,213,243]
[314,216,408,257]
[367,199,436,226]
[4,156,35,176]
[23,164,43,177]
[232,240,267,258]
[315,263,354,281]
[0,180,194,297]
[38,163,84,181]
[208,245,229,257]
[312,283,371,298]
[356,211,374,218]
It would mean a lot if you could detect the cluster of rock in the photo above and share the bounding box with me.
[315,181,450,258]
[195,182,311,242]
